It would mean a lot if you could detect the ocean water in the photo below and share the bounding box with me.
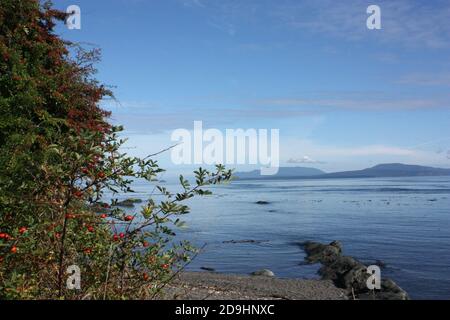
[117,176,450,299]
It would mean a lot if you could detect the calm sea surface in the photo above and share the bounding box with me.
[116,176,450,299]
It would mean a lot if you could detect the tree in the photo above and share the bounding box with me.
[0,0,232,299]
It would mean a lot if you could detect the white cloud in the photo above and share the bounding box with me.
[279,138,446,171]
[287,156,325,164]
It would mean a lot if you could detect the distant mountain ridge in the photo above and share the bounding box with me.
[235,163,450,180]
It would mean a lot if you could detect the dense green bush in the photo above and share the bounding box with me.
[0,0,232,299]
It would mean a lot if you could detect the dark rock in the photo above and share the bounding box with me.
[200,266,216,272]
[255,201,270,205]
[356,292,378,300]
[302,241,341,264]
[357,279,409,300]
[329,240,343,253]
[114,198,143,207]
[380,279,409,299]
[319,256,364,282]
[301,240,409,300]
[342,265,370,292]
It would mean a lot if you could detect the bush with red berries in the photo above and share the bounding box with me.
[0,0,232,299]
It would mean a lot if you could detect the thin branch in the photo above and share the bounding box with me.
[150,243,207,300]
[143,143,180,160]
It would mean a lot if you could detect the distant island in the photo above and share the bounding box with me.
[236,163,450,180]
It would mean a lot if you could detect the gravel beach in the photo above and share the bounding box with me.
[163,272,348,300]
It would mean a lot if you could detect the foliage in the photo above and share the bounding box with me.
[0,0,232,299]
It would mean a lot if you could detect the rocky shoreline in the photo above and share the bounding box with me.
[163,240,409,300]
[300,241,409,300]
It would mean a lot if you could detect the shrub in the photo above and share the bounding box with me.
[0,0,232,299]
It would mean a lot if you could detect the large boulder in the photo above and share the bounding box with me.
[302,241,341,264]
[319,256,364,282]
[301,240,409,300]
[379,279,409,300]
[342,265,370,292]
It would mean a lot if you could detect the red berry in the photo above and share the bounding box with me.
[119,232,125,239]
[19,227,27,234]
[124,215,133,222]
[81,168,89,174]
[102,203,110,209]
[113,234,119,241]
[98,172,106,179]
[84,248,92,254]
[0,233,11,240]
[100,214,107,219]
[143,272,149,281]
[10,246,18,254]
[87,226,95,232]
[73,190,83,198]
[143,241,150,248]
[161,264,169,270]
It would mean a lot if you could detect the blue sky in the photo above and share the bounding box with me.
[54,0,450,173]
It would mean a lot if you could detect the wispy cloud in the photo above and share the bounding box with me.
[332,145,415,157]
[398,73,450,87]
[103,100,321,134]
[256,97,450,111]
[273,0,450,48]
[287,156,326,164]
[180,0,205,8]
[287,142,416,158]
[103,90,450,135]
[180,0,450,48]
[179,0,261,35]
